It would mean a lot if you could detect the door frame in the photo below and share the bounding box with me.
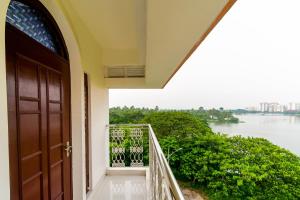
[84,73,91,193]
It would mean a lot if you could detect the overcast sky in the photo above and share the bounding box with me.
[110,0,300,109]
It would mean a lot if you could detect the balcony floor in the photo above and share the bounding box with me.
[90,175,147,200]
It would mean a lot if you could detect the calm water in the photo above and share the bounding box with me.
[210,114,300,156]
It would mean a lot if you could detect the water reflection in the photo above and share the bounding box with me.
[210,114,300,156]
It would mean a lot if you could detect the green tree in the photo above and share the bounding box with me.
[109,107,300,199]
[142,111,213,138]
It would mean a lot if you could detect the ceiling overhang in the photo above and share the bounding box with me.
[59,0,236,89]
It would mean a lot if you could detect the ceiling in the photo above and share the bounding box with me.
[58,0,235,88]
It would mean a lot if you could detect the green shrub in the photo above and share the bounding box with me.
[109,108,300,199]
[163,134,300,199]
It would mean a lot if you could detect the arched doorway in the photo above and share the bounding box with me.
[6,0,72,199]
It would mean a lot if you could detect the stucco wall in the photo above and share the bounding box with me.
[0,1,109,199]
[0,1,10,200]
[55,0,110,195]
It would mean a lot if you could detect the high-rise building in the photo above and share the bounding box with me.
[260,102,285,112]
[269,103,280,112]
[260,102,269,112]
[288,103,300,111]
[289,103,295,111]
[278,105,287,112]
[295,103,300,111]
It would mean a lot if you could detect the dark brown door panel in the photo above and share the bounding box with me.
[6,23,71,200]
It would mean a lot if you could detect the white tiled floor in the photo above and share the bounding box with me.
[90,176,147,200]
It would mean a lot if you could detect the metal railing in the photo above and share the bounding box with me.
[108,124,185,200]
[109,124,149,167]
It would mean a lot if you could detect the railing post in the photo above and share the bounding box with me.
[105,125,110,168]
[149,127,154,200]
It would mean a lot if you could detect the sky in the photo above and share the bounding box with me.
[110,0,300,110]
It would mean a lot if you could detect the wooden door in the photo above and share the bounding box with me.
[6,24,72,200]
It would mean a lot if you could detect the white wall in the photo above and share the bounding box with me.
[0,1,109,199]
[0,1,11,199]
[89,75,109,189]
[54,0,110,193]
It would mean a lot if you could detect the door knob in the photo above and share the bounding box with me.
[64,141,72,157]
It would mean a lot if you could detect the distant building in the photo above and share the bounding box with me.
[288,103,300,111]
[278,105,287,112]
[289,103,295,111]
[290,103,300,111]
[260,102,285,112]
[260,102,269,112]
[296,103,300,111]
[269,103,279,112]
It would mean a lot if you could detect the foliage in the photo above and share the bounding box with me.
[109,106,148,124]
[142,111,213,138]
[173,135,300,200]
[109,107,300,199]
[110,106,239,124]
[186,108,239,123]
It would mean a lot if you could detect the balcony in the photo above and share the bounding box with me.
[90,124,184,200]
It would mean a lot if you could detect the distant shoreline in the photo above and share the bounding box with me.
[232,111,300,116]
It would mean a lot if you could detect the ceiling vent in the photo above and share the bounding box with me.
[105,65,145,78]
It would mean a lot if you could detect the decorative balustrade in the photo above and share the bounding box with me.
[109,124,148,167]
[108,124,185,200]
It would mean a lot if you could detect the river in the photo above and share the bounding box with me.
[209,114,300,156]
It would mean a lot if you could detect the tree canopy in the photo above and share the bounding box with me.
[109,107,300,199]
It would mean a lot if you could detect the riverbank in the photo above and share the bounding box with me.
[179,181,208,200]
